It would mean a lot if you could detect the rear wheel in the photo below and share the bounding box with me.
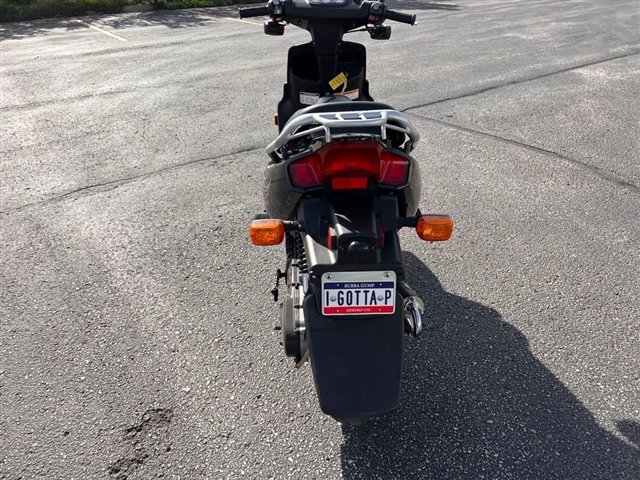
[332,416,370,426]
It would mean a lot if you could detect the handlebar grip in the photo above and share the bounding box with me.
[239,6,270,18]
[384,9,416,26]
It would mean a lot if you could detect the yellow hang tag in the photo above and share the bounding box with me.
[328,72,348,91]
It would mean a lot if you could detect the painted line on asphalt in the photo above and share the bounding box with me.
[71,19,128,42]
[192,9,262,26]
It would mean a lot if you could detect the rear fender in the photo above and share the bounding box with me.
[298,192,404,271]
[303,283,404,418]
[299,194,405,418]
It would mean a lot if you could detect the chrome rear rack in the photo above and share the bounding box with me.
[266,109,420,159]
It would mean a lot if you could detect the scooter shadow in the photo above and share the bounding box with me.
[340,252,640,479]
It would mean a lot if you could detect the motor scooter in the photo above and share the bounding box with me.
[242,0,454,424]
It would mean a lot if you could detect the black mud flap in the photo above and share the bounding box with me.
[304,292,404,418]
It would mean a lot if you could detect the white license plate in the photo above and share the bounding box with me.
[321,271,396,316]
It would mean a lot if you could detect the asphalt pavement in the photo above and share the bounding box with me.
[1,0,639,478]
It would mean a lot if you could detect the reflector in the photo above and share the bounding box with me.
[249,219,285,246]
[416,215,454,241]
[331,177,368,190]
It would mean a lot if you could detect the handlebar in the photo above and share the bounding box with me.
[239,5,269,18]
[384,9,416,26]
[239,1,416,27]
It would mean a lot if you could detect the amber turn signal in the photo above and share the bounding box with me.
[416,215,454,241]
[249,219,285,246]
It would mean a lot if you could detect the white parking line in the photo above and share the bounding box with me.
[71,19,128,42]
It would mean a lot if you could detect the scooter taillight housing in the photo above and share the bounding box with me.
[288,141,410,190]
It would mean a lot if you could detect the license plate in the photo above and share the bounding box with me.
[321,271,396,316]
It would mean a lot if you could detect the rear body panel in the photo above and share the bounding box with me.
[263,159,421,222]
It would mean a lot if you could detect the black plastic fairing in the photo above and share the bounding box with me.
[294,192,405,269]
[263,160,300,220]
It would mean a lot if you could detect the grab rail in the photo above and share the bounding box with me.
[266,109,420,158]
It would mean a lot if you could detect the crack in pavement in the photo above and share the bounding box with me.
[108,408,173,480]
[7,50,637,113]
[409,112,639,194]
[1,145,264,215]
[402,48,640,112]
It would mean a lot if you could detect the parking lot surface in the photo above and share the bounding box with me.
[1,1,639,478]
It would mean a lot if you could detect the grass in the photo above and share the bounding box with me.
[0,0,258,22]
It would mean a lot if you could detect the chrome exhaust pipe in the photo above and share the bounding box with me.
[404,296,424,336]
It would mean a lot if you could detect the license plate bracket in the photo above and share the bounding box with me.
[321,271,396,316]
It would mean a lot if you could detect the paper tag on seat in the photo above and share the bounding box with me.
[329,72,348,91]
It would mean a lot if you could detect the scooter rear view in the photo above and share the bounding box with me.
[242,0,454,423]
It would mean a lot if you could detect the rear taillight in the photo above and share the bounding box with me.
[379,151,410,185]
[288,154,322,188]
[288,141,410,190]
[322,143,379,178]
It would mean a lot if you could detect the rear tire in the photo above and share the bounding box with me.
[332,416,369,426]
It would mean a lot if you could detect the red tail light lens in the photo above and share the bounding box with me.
[288,142,410,189]
[288,154,323,188]
[323,142,380,178]
[379,151,410,185]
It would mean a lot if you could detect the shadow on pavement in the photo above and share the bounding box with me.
[103,8,226,31]
[0,9,225,40]
[340,252,640,479]
[0,17,83,40]
[0,2,459,40]
[385,0,460,11]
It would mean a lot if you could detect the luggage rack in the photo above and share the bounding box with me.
[266,109,420,161]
